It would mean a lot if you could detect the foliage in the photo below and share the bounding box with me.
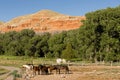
[61,43,77,59]
[0,6,119,62]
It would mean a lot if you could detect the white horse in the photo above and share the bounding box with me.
[22,64,34,78]
[56,58,66,64]
[62,59,66,64]
[23,64,33,70]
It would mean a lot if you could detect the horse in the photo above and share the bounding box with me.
[48,65,60,74]
[30,64,49,75]
[38,64,49,75]
[56,58,66,64]
[32,65,41,75]
[22,64,49,76]
[22,64,34,78]
[60,65,69,74]
[48,64,69,74]
[22,64,33,70]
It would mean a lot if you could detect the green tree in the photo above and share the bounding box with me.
[48,31,66,58]
[61,43,77,59]
[82,6,120,62]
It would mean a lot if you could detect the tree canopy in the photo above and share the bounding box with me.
[0,6,119,62]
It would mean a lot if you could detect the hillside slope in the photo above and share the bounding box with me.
[0,10,85,33]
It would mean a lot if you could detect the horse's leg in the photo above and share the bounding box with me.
[41,69,43,75]
[65,69,68,74]
[40,70,42,75]
[59,69,60,74]
[66,66,70,74]
[38,69,40,75]
[56,69,58,74]
[67,69,69,74]
[58,69,60,74]
[27,69,32,78]
[49,69,52,74]
[34,70,36,75]
[45,69,48,75]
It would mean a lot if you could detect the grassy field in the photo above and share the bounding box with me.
[0,55,120,67]
[0,55,56,67]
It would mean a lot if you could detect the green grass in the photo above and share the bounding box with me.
[0,55,81,66]
[9,70,22,80]
[0,55,30,60]
[0,55,56,67]
[0,68,9,75]
[0,55,120,67]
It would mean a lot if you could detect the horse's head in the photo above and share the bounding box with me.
[23,64,33,70]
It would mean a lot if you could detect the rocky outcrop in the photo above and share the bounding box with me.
[0,10,85,33]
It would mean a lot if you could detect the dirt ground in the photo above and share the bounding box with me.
[0,66,21,80]
[16,66,120,80]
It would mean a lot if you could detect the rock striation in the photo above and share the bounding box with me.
[0,10,85,33]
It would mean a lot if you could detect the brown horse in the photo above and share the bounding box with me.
[60,65,69,74]
[31,64,49,75]
[48,65,60,74]
[48,65,69,74]
[38,64,49,75]
[32,65,40,75]
[24,64,49,75]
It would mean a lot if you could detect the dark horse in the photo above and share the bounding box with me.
[32,65,40,75]
[38,64,49,75]
[32,64,49,75]
[48,65,69,74]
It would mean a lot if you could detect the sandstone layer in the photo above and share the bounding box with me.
[0,10,85,33]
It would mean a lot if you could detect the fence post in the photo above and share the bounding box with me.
[110,61,113,66]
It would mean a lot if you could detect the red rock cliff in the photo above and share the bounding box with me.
[0,10,85,33]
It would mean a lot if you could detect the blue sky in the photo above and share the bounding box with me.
[0,0,119,22]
